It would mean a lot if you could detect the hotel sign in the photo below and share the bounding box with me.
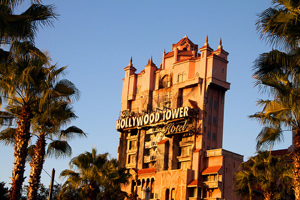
[116,106,191,130]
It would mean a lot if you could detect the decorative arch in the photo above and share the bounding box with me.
[161,75,169,88]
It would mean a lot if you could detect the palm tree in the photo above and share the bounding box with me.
[59,148,131,200]
[26,100,86,200]
[234,151,292,200]
[0,41,78,200]
[234,167,256,200]
[251,48,300,198]
[0,0,57,44]
[256,0,300,49]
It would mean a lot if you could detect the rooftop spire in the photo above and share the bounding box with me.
[218,38,223,49]
[128,57,133,67]
[205,35,209,46]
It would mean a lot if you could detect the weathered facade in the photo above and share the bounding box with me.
[116,36,243,200]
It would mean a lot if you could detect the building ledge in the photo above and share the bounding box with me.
[138,167,156,175]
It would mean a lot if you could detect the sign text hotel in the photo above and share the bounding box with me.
[116,106,190,130]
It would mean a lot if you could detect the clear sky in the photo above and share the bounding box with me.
[0,0,293,187]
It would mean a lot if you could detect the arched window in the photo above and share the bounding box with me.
[178,72,186,83]
[161,75,169,88]
[171,188,175,200]
[166,189,170,200]
[195,72,199,78]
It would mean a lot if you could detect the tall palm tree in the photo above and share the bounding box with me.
[256,0,300,49]
[0,0,57,44]
[251,48,300,199]
[59,148,131,200]
[0,41,78,200]
[234,152,292,200]
[26,100,86,200]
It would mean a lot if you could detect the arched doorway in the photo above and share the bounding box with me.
[165,188,170,200]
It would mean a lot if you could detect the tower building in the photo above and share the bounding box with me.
[116,36,243,200]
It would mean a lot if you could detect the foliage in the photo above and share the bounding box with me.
[59,147,131,200]
[0,0,57,44]
[251,45,300,199]
[0,40,79,200]
[234,151,293,200]
[0,181,9,200]
[256,0,300,49]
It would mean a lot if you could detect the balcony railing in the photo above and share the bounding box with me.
[203,181,221,189]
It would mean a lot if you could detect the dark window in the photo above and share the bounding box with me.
[209,99,212,109]
[207,146,210,150]
[131,129,137,136]
[213,117,217,125]
[213,100,218,110]
[207,131,211,139]
[212,133,216,141]
[208,115,211,123]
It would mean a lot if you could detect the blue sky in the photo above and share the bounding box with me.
[0,0,293,187]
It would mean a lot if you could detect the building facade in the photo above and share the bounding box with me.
[116,36,243,200]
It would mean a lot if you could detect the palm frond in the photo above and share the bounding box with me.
[0,127,15,145]
[256,126,284,150]
[47,140,72,158]
[26,144,36,162]
[59,126,86,140]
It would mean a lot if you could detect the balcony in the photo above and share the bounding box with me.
[179,140,193,147]
[203,181,221,189]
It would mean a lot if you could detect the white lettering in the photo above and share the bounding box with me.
[121,119,126,129]
[128,118,132,127]
[137,116,143,126]
[184,107,189,117]
[116,120,121,129]
[150,113,155,124]
[132,117,136,127]
[166,110,172,120]
[172,108,180,119]
[117,107,192,130]
[155,112,160,122]
[144,114,149,125]
[179,107,184,118]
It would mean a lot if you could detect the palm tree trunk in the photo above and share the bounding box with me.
[27,133,46,200]
[9,105,32,200]
[294,130,300,200]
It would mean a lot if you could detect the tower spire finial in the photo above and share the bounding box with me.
[128,57,133,67]
[150,56,153,64]
[205,35,209,46]
[218,38,223,49]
